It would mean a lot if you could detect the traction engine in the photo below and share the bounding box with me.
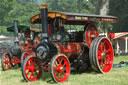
[1,21,40,71]
[21,5,117,83]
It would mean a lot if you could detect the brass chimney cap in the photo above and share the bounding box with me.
[40,5,48,9]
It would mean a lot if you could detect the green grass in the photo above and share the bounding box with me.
[0,56,128,85]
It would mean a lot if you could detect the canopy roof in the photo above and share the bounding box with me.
[7,25,41,32]
[7,25,30,32]
[31,11,118,25]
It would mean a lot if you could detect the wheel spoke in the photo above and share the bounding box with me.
[57,58,63,64]
[97,55,102,60]
[106,48,110,53]
[54,71,57,76]
[98,44,102,51]
[26,70,30,75]
[30,59,34,65]
[25,66,30,70]
[62,62,66,67]
[97,51,102,60]
[29,72,33,79]
[62,71,66,76]
[34,71,38,76]
[57,73,61,79]
[32,75,36,80]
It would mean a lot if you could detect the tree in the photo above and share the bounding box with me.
[109,0,128,32]
[90,0,110,15]
[45,0,95,14]
[0,0,40,35]
[4,1,39,25]
[0,0,16,26]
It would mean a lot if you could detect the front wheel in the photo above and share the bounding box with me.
[21,55,42,82]
[50,54,70,83]
[1,53,12,71]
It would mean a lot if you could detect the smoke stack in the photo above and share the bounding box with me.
[14,20,18,40]
[40,5,48,39]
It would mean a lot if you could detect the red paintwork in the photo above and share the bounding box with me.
[42,64,49,72]
[85,24,99,47]
[22,40,33,52]
[108,32,115,40]
[10,57,21,65]
[52,54,70,82]
[56,43,82,57]
[2,54,11,70]
[24,56,42,81]
[21,52,34,63]
[48,23,53,37]
[2,55,20,70]
[97,38,113,73]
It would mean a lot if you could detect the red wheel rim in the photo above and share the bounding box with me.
[2,54,12,70]
[85,24,99,47]
[97,38,113,73]
[24,57,42,81]
[52,55,70,82]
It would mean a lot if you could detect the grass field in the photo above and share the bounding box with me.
[0,56,128,85]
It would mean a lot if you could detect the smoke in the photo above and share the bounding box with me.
[17,0,45,5]
[100,0,109,15]
[33,0,45,5]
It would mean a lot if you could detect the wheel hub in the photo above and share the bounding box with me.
[29,66,35,72]
[5,60,9,64]
[101,51,107,58]
[56,65,63,73]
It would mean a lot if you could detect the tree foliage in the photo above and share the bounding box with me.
[45,0,95,13]
[109,0,128,32]
[0,0,39,34]
[0,0,127,35]
[0,0,95,35]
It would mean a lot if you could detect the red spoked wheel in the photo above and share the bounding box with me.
[50,54,70,83]
[1,53,12,71]
[22,55,42,82]
[20,52,33,66]
[84,24,99,47]
[89,37,114,73]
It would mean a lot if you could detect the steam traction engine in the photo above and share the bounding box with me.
[1,21,40,71]
[21,5,118,82]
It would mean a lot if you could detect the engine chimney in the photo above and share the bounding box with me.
[14,20,18,41]
[40,5,48,39]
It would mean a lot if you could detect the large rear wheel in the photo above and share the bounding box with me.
[21,55,42,82]
[89,37,114,73]
[50,54,70,83]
